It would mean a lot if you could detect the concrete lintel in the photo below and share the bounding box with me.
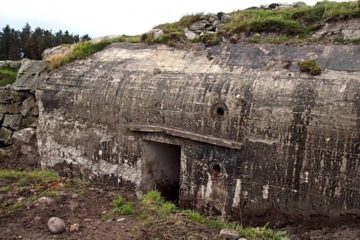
[126,125,243,150]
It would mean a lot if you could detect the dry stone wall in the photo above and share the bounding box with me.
[0,59,47,169]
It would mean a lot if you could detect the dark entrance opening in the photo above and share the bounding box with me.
[141,141,181,204]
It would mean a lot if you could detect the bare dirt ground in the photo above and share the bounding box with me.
[0,165,360,240]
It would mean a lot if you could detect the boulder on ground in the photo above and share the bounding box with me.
[47,217,66,234]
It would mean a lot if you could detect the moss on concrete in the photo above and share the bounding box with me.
[298,59,322,75]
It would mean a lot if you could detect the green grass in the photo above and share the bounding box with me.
[0,169,59,184]
[0,186,11,193]
[298,59,322,75]
[112,196,135,215]
[46,1,360,69]
[224,1,359,37]
[182,210,288,240]
[48,35,141,69]
[0,67,17,86]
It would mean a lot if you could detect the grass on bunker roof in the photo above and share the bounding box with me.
[47,1,360,69]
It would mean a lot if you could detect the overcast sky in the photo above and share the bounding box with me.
[0,0,347,38]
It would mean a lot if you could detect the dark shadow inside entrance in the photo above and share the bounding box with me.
[142,141,181,204]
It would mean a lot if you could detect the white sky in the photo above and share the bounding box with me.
[0,0,348,37]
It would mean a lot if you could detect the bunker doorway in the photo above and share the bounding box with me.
[142,141,181,204]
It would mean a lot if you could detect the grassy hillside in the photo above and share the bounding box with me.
[48,1,360,69]
[0,67,18,87]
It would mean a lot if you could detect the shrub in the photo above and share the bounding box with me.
[112,196,134,215]
[298,59,322,75]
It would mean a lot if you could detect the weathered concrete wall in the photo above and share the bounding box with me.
[37,43,360,224]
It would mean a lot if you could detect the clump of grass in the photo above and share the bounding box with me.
[298,59,322,75]
[182,210,206,223]
[183,210,288,240]
[0,67,18,87]
[193,33,222,46]
[0,186,11,193]
[112,196,134,215]
[0,169,59,184]
[178,14,203,27]
[48,35,141,69]
[141,190,176,215]
[223,1,359,38]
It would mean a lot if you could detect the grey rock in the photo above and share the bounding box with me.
[21,116,37,128]
[212,20,221,28]
[20,97,36,116]
[0,127,12,142]
[3,114,22,130]
[184,28,197,40]
[220,14,231,24]
[38,196,54,205]
[7,102,22,114]
[149,28,164,38]
[342,29,360,40]
[208,14,218,22]
[219,229,240,239]
[47,217,66,234]
[189,20,209,32]
[12,127,35,143]
[29,106,39,116]
[42,44,72,62]
[291,1,307,8]
[69,223,80,232]
[0,60,21,69]
[12,59,48,92]
[0,104,6,113]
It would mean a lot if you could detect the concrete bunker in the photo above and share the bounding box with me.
[141,140,181,203]
[37,43,360,225]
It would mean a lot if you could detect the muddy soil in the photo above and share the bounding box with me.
[0,167,360,239]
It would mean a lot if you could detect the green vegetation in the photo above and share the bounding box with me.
[48,2,360,69]
[224,1,359,37]
[141,190,176,214]
[138,191,288,239]
[48,35,141,69]
[193,33,222,46]
[112,196,135,215]
[298,59,322,75]
[0,169,59,184]
[182,210,288,240]
[0,67,17,86]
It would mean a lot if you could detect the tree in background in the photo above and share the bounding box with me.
[0,23,91,60]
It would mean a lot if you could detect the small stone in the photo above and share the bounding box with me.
[20,97,36,116]
[83,218,92,222]
[12,127,35,143]
[219,229,240,239]
[184,28,197,40]
[69,223,80,232]
[238,238,247,240]
[47,217,66,234]
[116,218,126,222]
[189,20,209,32]
[174,220,184,226]
[38,196,54,205]
[34,216,41,223]
[220,14,231,24]
[149,28,164,38]
[0,127,12,142]
[2,114,22,130]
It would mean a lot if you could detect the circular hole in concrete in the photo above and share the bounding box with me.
[212,164,222,179]
[216,107,225,116]
[211,102,228,121]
